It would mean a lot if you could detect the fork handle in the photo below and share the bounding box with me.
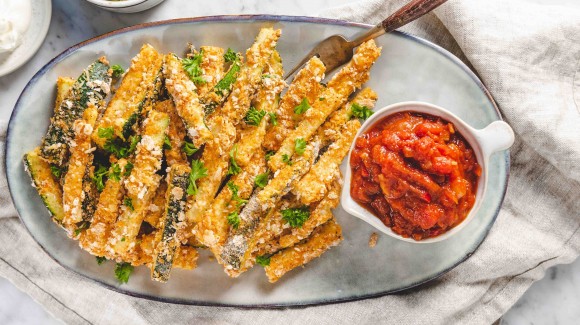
[352,0,449,46]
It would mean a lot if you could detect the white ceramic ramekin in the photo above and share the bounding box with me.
[84,0,165,13]
[340,101,515,243]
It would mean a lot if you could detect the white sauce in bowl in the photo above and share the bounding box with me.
[0,0,32,53]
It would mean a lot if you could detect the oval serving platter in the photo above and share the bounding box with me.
[5,15,509,307]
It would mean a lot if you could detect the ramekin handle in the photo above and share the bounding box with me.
[475,121,515,159]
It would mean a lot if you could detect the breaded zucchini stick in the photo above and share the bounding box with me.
[263,57,326,151]
[143,180,167,229]
[268,40,381,171]
[62,106,99,231]
[155,100,187,166]
[111,110,169,255]
[41,58,111,166]
[24,148,64,222]
[265,219,343,283]
[197,46,225,96]
[293,119,360,204]
[152,163,191,282]
[54,77,75,113]
[164,53,213,147]
[93,45,163,149]
[79,159,129,257]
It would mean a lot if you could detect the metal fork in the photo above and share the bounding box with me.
[285,0,449,79]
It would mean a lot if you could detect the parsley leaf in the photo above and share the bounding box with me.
[108,163,121,181]
[256,255,271,267]
[124,198,134,211]
[294,138,307,155]
[319,97,325,101]
[254,173,269,188]
[244,107,266,126]
[182,53,206,84]
[92,165,109,192]
[281,207,310,228]
[103,135,140,159]
[224,48,237,63]
[97,127,114,139]
[350,103,374,120]
[187,159,208,195]
[182,140,198,156]
[111,64,125,78]
[227,181,248,207]
[268,112,278,126]
[73,221,90,237]
[50,165,62,178]
[163,135,172,150]
[227,211,240,229]
[124,162,134,177]
[265,150,276,161]
[227,145,242,175]
[294,98,311,114]
[114,262,133,284]
[96,256,107,265]
[215,61,241,96]
[282,154,293,165]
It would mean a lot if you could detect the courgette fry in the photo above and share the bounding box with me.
[93,45,163,149]
[143,180,167,229]
[111,110,169,255]
[23,148,64,222]
[164,53,213,147]
[79,159,129,257]
[264,218,343,283]
[41,57,111,166]
[201,55,242,115]
[54,77,75,113]
[268,40,381,172]
[220,141,320,273]
[197,46,225,96]
[155,99,187,166]
[151,163,190,282]
[262,56,326,152]
[62,106,99,231]
[293,119,360,205]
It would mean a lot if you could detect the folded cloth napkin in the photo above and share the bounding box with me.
[1,0,579,324]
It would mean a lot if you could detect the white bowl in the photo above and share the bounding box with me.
[340,101,515,243]
[84,0,165,13]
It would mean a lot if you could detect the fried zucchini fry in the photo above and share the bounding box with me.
[293,119,360,204]
[24,148,64,222]
[265,219,342,283]
[197,46,225,96]
[164,53,213,147]
[201,55,242,115]
[79,159,129,257]
[143,180,167,229]
[268,40,381,171]
[155,99,187,166]
[263,57,326,151]
[54,77,75,113]
[111,110,169,255]
[93,45,163,149]
[62,106,99,230]
[152,163,191,282]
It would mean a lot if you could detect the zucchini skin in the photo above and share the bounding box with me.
[41,58,111,166]
[24,148,65,221]
[152,164,190,282]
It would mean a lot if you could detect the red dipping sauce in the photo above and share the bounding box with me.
[350,112,481,240]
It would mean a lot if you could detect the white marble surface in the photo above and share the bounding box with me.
[0,0,578,324]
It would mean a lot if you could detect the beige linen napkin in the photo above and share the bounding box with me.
[1,0,579,324]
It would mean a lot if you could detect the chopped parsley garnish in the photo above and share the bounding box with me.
[124,162,133,177]
[97,127,114,139]
[254,173,269,188]
[96,256,107,265]
[244,107,266,126]
[282,154,293,165]
[224,48,238,63]
[350,103,374,120]
[294,98,311,115]
[182,140,198,156]
[124,198,134,211]
[182,53,206,84]
[294,138,307,155]
[227,211,240,229]
[281,206,310,228]
[50,165,62,178]
[265,150,276,161]
[163,135,172,150]
[101,130,141,158]
[227,145,242,175]
[187,159,208,195]
[215,60,241,96]
[261,74,272,79]
[227,181,248,207]
[256,255,271,267]
[109,163,122,181]
[114,262,133,284]
[319,97,325,101]
[92,165,109,192]
[268,112,278,126]
[73,221,90,237]
[111,64,125,78]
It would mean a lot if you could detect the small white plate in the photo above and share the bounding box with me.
[0,0,52,77]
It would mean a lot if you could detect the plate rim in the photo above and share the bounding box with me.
[5,14,511,308]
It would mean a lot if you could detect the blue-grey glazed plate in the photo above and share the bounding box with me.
[5,15,509,307]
